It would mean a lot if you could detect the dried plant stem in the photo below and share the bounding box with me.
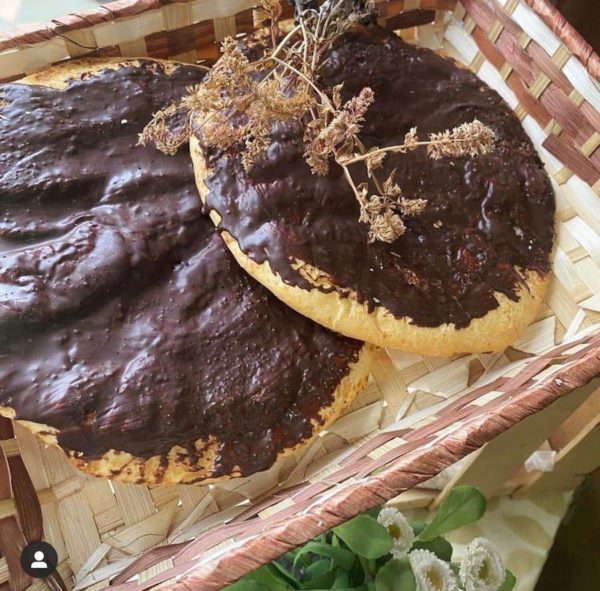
[342,120,495,166]
[355,136,385,195]
[270,56,334,111]
[343,139,460,165]
[141,0,495,243]
[342,166,365,207]
[271,24,302,60]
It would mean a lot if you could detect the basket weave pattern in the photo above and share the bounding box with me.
[0,1,599,590]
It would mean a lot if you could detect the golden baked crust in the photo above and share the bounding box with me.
[190,131,550,358]
[0,58,374,485]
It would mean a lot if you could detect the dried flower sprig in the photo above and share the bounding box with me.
[342,120,494,167]
[139,33,314,170]
[256,0,282,47]
[137,103,190,156]
[140,0,495,243]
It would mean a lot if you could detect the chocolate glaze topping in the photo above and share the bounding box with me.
[0,61,362,479]
[201,27,555,328]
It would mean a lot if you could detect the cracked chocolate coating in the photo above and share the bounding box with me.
[0,61,362,479]
[200,26,555,328]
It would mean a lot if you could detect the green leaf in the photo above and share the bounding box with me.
[334,515,392,559]
[409,521,427,537]
[332,570,351,588]
[411,536,453,561]
[293,542,355,570]
[420,486,486,541]
[301,567,339,590]
[498,569,516,591]
[366,507,382,519]
[225,565,288,591]
[225,581,272,591]
[375,557,416,591]
[303,558,331,579]
[348,553,368,586]
[267,562,300,589]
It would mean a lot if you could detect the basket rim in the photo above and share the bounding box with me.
[108,333,600,591]
[0,0,598,79]
[0,0,195,53]
[524,0,599,79]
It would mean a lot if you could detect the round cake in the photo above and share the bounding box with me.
[191,26,555,356]
[0,59,371,485]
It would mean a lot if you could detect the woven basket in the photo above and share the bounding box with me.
[1,1,599,590]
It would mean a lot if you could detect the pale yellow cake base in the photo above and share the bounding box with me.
[0,58,374,485]
[190,134,550,357]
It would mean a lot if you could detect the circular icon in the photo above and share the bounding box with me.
[20,541,58,579]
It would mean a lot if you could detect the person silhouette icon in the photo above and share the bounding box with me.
[20,541,58,578]
[31,551,48,569]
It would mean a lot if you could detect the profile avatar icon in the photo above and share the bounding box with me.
[20,541,58,579]
[31,550,48,569]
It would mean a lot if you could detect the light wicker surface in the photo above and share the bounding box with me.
[0,1,599,590]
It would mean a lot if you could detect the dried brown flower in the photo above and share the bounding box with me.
[369,210,406,243]
[141,0,495,245]
[427,119,494,159]
[403,127,418,151]
[332,83,344,109]
[365,148,387,176]
[354,170,427,242]
[340,119,493,241]
[137,103,190,156]
[180,83,222,113]
[382,170,402,198]
[303,117,329,176]
[256,0,282,24]
[399,197,427,216]
[256,0,282,47]
[305,87,375,175]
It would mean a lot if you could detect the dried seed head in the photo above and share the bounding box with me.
[427,118,494,159]
[382,170,402,198]
[368,210,406,243]
[365,149,387,176]
[304,87,375,175]
[403,127,418,151]
[256,0,282,24]
[180,83,222,114]
[399,197,427,216]
[332,83,344,109]
[137,103,189,156]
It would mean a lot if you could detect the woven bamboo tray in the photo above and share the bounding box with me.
[0,1,599,590]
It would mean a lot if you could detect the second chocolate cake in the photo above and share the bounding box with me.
[191,26,555,356]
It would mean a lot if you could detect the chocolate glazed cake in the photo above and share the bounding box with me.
[191,26,556,356]
[0,59,371,484]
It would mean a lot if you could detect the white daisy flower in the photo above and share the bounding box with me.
[459,537,506,591]
[377,507,415,558]
[409,549,458,591]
